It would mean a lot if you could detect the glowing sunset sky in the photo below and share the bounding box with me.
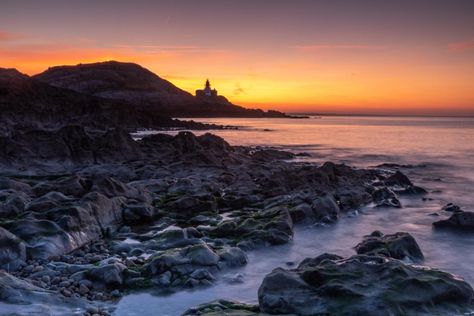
[1,0,474,115]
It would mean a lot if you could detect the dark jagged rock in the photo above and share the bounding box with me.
[385,170,413,187]
[442,203,463,213]
[208,206,294,249]
[257,254,473,316]
[0,125,140,168]
[372,187,401,208]
[384,170,427,195]
[0,227,27,271]
[354,231,424,262]
[433,211,474,231]
[183,299,261,316]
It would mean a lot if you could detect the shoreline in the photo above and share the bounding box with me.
[0,127,472,315]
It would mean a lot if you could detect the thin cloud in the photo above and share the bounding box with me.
[112,44,229,54]
[448,38,474,52]
[294,44,386,52]
[0,31,23,41]
[233,83,245,96]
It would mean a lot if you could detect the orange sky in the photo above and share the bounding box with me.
[1,0,474,115]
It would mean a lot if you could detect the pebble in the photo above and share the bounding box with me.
[41,275,51,284]
[110,289,121,297]
[79,284,90,295]
[61,289,72,297]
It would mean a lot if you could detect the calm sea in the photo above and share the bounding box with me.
[118,116,474,315]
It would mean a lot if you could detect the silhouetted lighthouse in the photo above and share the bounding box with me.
[196,79,218,97]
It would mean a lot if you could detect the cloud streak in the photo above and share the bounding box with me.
[0,30,22,41]
[233,83,245,95]
[448,38,474,52]
[294,44,386,52]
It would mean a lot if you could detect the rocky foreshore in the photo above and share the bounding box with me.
[0,126,470,315]
[184,232,473,316]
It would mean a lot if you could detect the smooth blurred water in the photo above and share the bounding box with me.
[117,116,474,315]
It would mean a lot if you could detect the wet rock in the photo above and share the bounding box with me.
[372,187,401,208]
[4,219,76,259]
[123,203,155,224]
[442,203,463,213]
[0,227,27,271]
[311,195,340,222]
[289,203,313,223]
[26,191,72,212]
[210,206,293,249]
[433,211,474,231]
[186,244,220,266]
[143,243,222,288]
[91,177,150,203]
[154,271,171,286]
[384,170,426,195]
[0,190,31,217]
[385,170,412,187]
[86,263,127,289]
[258,254,474,316]
[0,177,33,195]
[218,247,248,267]
[144,227,203,250]
[297,253,344,269]
[354,231,424,262]
[183,299,260,316]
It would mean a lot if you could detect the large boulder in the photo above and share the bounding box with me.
[4,219,76,259]
[354,231,424,262]
[143,243,222,288]
[185,244,220,266]
[81,192,125,235]
[85,262,127,289]
[258,254,474,315]
[385,170,412,187]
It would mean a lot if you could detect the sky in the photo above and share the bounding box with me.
[1,0,474,115]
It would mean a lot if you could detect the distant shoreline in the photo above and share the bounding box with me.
[289,112,474,118]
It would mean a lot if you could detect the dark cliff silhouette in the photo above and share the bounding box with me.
[34,61,288,118]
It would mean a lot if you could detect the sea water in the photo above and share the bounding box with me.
[117,116,474,315]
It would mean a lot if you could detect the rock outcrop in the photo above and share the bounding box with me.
[354,231,424,262]
[433,210,474,231]
[257,254,473,315]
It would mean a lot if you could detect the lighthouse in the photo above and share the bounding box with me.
[196,79,218,97]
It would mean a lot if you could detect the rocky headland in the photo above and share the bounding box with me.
[0,123,471,315]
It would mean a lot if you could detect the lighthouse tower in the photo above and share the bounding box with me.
[196,79,218,97]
